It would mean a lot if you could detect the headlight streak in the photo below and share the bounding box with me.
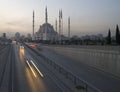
[20,46,25,56]
[30,60,44,78]
[26,60,37,78]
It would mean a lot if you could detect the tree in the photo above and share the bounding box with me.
[116,25,120,45]
[107,29,111,44]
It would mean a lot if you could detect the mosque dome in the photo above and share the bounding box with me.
[36,7,58,41]
[39,23,55,33]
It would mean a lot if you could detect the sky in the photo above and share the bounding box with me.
[0,0,120,37]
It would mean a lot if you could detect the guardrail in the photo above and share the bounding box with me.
[24,43,102,92]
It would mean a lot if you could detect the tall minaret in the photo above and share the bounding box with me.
[45,7,48,40]
[61,10,63,36]
[59,10,61,41]
[55,19,57,32]
[33,10,35,40]
[55,19,58,40]
[68,17,70,40]
[45,7,48,24]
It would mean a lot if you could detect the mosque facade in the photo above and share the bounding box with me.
[35,7,58,41]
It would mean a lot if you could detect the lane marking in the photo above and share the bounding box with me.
[31,60,44,78]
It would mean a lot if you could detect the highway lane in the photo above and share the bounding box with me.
[0,43,48,92]
[14,43,47,92]
[34,45,120,92]
[1,43,73,92]
[0,45,8,55]
[0,44,11,83]
[0,44,14,92]
[24,45,74,92]
[4,42,120,92]
[14,43,73,92]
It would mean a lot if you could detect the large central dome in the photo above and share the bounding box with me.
[39,23,55,33]
[36,7,58,41]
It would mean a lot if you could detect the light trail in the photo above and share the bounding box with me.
[31,60,44,78]
[26,60,37,78]
[20,46,25,56]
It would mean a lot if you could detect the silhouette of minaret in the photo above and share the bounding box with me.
[59,10,61,41]
[61,10,63,36]
[68,17,70,40]
[55,19,57,32]
[33,10,35,40]
[55,19,58,40]
[45,7,48,24]
[45,7,48,40]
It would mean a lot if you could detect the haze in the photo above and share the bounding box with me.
[0,0,120,37]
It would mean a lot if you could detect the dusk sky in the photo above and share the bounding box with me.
[0,0,120,37]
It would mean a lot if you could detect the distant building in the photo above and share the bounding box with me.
[15,32,20,41]
[36,7,58,41]
[81,34,103,41]
[3,33,6,38]
[20,35,25,41]
[97,34,103,40]
[27,33,32,40]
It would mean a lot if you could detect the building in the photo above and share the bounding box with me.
[27,33,32,40]
[15,32,20,41]
[3,33,6,38]
[36,7,58,41]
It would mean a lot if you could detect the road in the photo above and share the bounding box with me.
[35,44,120,92]
[0,43,75,92]
[1,42,120,92]
[0,44,14,92]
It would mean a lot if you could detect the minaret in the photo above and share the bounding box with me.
[59,10,61,41]
[33,10,35,40]
[68,17,70,40]
[55,19,58,41]
[45,7,48,40]
[61,10,63,36]
[55,19,57,32]
[45,7,48,24]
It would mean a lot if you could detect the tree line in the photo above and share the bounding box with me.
[107,25,120,45]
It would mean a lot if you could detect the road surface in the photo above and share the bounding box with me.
[1,42,120,92]
[0,43,75,92]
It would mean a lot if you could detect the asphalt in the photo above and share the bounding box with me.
[35,44,120,92]
[1,42,120,92]
[0,43,76,92]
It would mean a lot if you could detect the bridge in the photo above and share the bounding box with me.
[0,42,120,92]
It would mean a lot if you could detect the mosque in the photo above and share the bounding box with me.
[35,7,58,41]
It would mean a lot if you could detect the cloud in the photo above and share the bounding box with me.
[6,20,30,27]
[6,22,15,26]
